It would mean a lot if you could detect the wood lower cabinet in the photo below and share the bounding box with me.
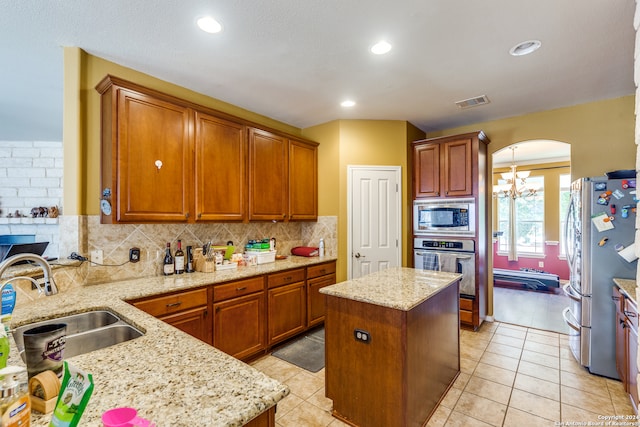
[307,261,337,327]
[129,262,335,362]
[213,277,266,360]
[267,268,307,345]
[131,287,211,344]
[613,286,639,413]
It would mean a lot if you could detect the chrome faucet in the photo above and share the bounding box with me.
[0,254,58,296]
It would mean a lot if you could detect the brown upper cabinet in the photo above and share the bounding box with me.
[412,132,488,199]
[96,75,318,224]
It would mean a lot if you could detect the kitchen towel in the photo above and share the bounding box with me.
[439,253,458,273]
[421,253,439,271]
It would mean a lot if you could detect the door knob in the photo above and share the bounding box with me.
[354,253,366,258]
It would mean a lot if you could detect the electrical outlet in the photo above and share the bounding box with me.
[354,329,370,343]
[538,261,544,268]
[90,250,103,267]
[129,247,141,263]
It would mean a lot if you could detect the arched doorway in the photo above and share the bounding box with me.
[491,140,571,333]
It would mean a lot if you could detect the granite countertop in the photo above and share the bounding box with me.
[614,277,637,304]
[5,256,336,426]
[319,267,462,311]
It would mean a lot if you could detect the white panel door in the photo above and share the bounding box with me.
[348,166,401,279]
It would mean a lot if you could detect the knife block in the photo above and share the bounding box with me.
[193,249,215,273]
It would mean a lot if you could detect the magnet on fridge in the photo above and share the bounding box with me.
[615,243,624,251]
[608,216,615,221]
[612,189,624,199]
[597,197,609,206]
[598,237,609,246]
[622,205,630,218]
[594,182,607,191]
[610,204,616,214]
[629,180,636,188]
[622,180,630,189]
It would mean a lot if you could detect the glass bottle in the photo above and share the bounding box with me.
[163,242,174,275]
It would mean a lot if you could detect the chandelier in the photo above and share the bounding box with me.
[493,146,537,199]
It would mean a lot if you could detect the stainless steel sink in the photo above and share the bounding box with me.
[12,310,144,361]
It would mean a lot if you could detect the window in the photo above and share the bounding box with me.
[497,176,545,255]
[559,174,571,257]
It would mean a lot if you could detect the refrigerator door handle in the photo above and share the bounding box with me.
[564,195,576,268]
[563,283,582,302]
[562,307,581,332]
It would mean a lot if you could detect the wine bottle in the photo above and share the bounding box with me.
[174,240,185,274]
[163,242,174,275]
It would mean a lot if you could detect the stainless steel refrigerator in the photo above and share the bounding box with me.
[563,176,638,379]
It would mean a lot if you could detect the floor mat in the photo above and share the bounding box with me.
[271,327,325,372]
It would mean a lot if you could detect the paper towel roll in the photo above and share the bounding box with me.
[618,244,638,263]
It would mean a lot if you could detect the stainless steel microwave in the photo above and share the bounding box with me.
[413,198,475,236]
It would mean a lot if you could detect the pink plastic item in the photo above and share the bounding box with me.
[101,407,155,427]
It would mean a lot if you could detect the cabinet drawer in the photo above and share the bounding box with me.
[460,309,473,324]
[214,277,265,302]
[134,288,208,317]
[267,268,305,288]
[307,262,336,279]
[460,298,473,311]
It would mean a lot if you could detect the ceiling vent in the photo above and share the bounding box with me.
[455,95,490,109]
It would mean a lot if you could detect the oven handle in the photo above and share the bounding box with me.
[562,307,581,332]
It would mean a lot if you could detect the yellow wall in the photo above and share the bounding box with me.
[65,47,302,215]
[303,120,424,282]
[429,96,635,181]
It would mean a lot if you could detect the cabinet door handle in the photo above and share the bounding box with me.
[166,302,182,308]
[185,212,190,219]
[236,287,247,291]
[204,310,208,318]
[613,296,620,301]
[319,269,326,274]
[624,310,637,318]
[198,213,202,219]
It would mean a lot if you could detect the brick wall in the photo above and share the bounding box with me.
[0,140,62,258]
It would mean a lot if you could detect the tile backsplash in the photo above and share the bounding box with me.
[58,215,337,287]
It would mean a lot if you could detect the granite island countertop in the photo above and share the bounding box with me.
[5,256,336,426]
[614,277,637,304]
[320,267,462,311]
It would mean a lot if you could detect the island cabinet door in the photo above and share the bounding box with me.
[213,292,266,361]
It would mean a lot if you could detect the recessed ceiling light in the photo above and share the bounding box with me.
[341,100,356,107]
[370,41,392,55]
[197,16,223,34]
[509,40,541,56]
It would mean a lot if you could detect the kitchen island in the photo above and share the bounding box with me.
[4,256,335,426]
[320,267,461,427]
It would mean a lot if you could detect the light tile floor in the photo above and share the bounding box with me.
[250,321,636,427]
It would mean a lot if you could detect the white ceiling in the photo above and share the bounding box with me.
[0,0,636,149]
